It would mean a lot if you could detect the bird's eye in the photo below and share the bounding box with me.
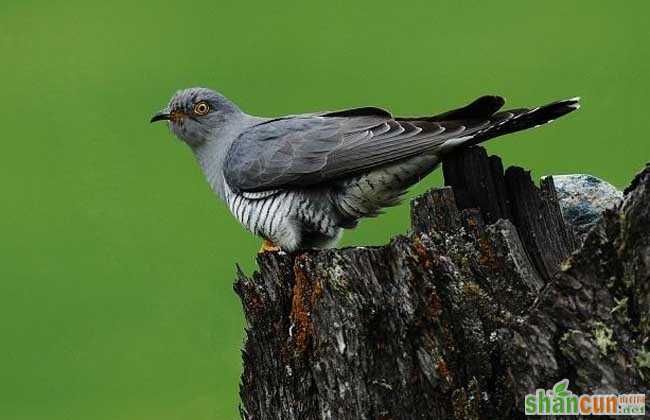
[193,101,210,116]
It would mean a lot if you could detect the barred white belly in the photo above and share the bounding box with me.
[223,182,341,250]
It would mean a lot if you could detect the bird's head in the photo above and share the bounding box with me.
[150,87,242,147]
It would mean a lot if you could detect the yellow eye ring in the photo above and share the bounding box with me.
[193,101,210,116]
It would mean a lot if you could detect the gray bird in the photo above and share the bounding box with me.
[151,88,579,252]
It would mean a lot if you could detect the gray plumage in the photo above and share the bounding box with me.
[151,87,580,251]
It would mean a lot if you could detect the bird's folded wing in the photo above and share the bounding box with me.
[224,99,509,192]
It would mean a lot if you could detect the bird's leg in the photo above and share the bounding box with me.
[259,239,281,254]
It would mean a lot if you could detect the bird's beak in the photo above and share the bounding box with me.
[150,109,171,123]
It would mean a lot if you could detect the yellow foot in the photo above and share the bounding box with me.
[259,239,281,254]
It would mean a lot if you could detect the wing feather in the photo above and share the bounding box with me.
[224,98,507,192]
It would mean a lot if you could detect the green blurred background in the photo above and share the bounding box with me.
[0,1,647,419]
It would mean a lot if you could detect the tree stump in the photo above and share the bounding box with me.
[234,146,649,419]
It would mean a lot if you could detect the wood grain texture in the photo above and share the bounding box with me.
[235,147,649,420]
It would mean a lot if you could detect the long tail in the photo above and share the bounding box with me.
[421,96,581,152]
[469,96,580,147]
[333,96,580,224]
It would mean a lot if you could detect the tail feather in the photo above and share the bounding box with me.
[401,95,507,122]
[455,97,581,149]
[332,96,580,225]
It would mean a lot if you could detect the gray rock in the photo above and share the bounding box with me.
[549,174,623,241]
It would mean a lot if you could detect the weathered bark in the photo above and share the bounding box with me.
[235,147,649,419]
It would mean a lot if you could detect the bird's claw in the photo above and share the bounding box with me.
[259,239,281,254]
